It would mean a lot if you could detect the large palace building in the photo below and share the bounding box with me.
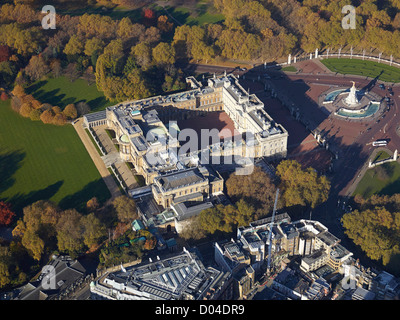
[84,73,288,216]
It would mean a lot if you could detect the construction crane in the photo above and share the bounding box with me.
[267,188,279,276]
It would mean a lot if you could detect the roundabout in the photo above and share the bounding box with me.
[321,81,384,120]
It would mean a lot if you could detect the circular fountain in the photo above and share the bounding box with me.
[322,81,382,119]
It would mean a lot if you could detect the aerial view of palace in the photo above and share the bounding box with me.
[1,0,400,303]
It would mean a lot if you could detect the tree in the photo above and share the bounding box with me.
[0,45,11,62]
[63,103,78,120]
[0,261,10,288]
[11,84,25,98]
[197,200,256,236]
[64,35,84,57]
[76,101,91,116]
[19,102,34,117]
[21,229,44,261]
[86,197,100,212]
[117,17,135,40]
[1,92,8,101]
[84,38,105,57]
[226,166,277,218]
[50,59,62,78]
[24,55,50,81]
[143,8,156,26]
[56,209,83,254]
[77,14,118,40]
[0,201,15,226]
[132,42,152,69]
[112,195,138,224]
[80,213,105,248]
[29,108,42,121]
[40,109,55,124]
[342,206,399,266]
[157,15,173,33]
[276,160,330,210]
[0,61,16,87]
[152,42,175,65]
[52,112,68,126]
[62,63,80,82]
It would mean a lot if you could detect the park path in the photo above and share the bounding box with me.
[72,118,122,200]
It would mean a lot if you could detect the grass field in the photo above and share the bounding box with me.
[161,3,225,26]
[0,100,111,214]
[26,77,114,113]
[57,0,224,26]
[281,66,297,72]
[353,161,400,198]
[321,58,400,83]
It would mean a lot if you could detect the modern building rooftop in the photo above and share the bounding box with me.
[90,249,225,300]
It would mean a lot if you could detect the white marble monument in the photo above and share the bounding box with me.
[345,81,359,106]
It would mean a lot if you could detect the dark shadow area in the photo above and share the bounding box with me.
[25,80,47,94]
[360,70,384,92]
[3,181,63,216]
[58,179,111,213]
[86,96,111,113]
[0,150,25,194]
[380,179,400,196]
[387,253,400,277]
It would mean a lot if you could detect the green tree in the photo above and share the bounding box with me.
[81,213,106,248]
[0,260,10,288]
[64,35,84,57]
[152,42,175,66]
[276,160,330,210]
[131,42,152,69]
[112,195,138,224]
[226,166,277,218]
[84,38,105,57]
[56,209,84,254]
[342,206,399,265]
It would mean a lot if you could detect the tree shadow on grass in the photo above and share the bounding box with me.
[25,80,48,95]
[2,180,64,216]
[26,83,79,109]
[58,179,111,214]
[0,150,25,194]
[86,96,112,113]
[380,179,400,196]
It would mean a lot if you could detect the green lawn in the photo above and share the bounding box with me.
[373,151,391,163]
[282,66,297,72]
[0,100,111,214]
[57,1,224,26]
[161,4,225,26]
[353,161,400,198]
[321,58,400,83]
[26,76,114,113]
